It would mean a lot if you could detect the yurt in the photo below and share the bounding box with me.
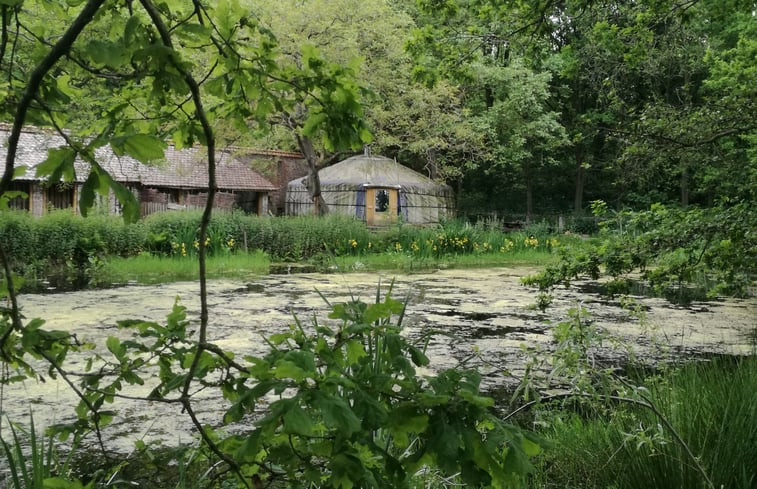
[286,154,454,226]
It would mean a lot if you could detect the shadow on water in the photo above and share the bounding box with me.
[439,309,497,321]
[269,263,317,274]
[746,326,757,348]
[577,279,710,306]
[232,283,266,293]
[465,325,546,339]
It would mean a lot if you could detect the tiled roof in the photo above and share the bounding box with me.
[1,127,277,191]
[226,146,303,159]
[290,154,452,191]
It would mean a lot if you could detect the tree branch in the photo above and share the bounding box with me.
[36,348,110,457]
[0,245,22,352]
[136,2,251,485]
[601,125,749,148]
[137,0,216,380]
[0,0,107,194]
[0,5,8,72]
[0,0,106,362]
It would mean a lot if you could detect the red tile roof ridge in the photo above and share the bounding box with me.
[0,123,304,158]
[225,145,304,159]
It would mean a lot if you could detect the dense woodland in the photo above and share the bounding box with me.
[0,2,755,488]
[0,0,754,219]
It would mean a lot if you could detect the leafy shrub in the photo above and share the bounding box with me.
[0,210,147,290]
[524,201,756,298]
[141,212,371,260]
[532,357,757,489]
[566,215,599,235]
[71,289,541,488]
[85,215,147,257]
[0,211,36,268]
[32,210,86,263]
[369,219,565,259]
[0,210,147,265]
[236,214,371,260]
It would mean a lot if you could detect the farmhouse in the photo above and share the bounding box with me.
[286,154,455,226]
[1,126,295,217]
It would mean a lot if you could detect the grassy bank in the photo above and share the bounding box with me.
[1,210,578,289]
[100,250,271,284]
[528,355,757,489]
[96,248,560,285]
[329,247,561,272]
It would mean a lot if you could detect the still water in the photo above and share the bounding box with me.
[5,267,755,450]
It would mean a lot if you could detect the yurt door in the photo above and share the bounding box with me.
[366,187,398,226]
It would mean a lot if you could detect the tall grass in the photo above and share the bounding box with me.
[529,356,757,489]
[100,251,270,284]
[2,211,576,289]
[329,247,561,272]
[0,414,83,488]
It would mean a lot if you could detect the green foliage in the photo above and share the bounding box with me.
[140,213,571,265]
[408,0,756,214]
[564,216,599,235]
[142,211,373,261]
[0,210,147,290]
[70,443,227,489]
[514,294,736,489]
[50,289,538,488]
[0,211,37,268]
[0,209,571,290]
[531,357,757,489]
[250,0,474,180]
[0,414,90,489]
[361,220,566,261]
[246,214,372,262]
[523,201,756,299]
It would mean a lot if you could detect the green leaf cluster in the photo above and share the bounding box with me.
[523,200,756,299]
[212,288,538,487]
[49,287,540,487]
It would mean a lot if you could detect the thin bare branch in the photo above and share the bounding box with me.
[36,348,110,457]
[136,2,250,485]
[0,0,107,194]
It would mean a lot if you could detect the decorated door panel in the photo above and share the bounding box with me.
[365,187,398,226]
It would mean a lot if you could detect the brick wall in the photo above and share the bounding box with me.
[184,191,237,210]
[235,152,307,215]
[140,188,169,204]
[272,157,308,215]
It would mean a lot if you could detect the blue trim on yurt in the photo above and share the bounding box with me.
[399,189,408,220]
[356,185,366,220]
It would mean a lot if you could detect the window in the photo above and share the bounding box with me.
[46,183,74,210]
[375,189,389,212]
[7,181,29,210]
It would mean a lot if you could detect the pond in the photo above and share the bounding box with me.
[5,267,756,451]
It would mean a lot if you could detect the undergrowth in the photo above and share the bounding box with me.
[528,356,757,489]
[1,210,572,290]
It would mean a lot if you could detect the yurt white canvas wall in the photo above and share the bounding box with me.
[286,155,454,225]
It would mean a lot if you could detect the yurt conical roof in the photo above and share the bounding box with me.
[285,154,454,224]
[316,155,442,189]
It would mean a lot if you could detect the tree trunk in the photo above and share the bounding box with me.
[426,148,439,179]
[296,134,329,216]
[455,177,463,214]
[573,147,585,215]
[524,160,533,224]
[680,164,689,208]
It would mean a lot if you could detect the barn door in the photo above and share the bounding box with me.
[365,187,398,226]
[45,184,75,212]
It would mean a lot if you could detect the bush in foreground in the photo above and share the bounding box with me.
[529,356,757,489]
